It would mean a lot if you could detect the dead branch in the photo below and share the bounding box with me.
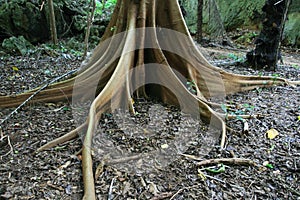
[197,158,256,166]
[150,192,173,200]
[0,69,77,127]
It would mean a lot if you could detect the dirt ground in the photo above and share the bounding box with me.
[0,44,299,199]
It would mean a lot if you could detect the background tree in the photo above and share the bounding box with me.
[246,0,291,70]
[0,0,298,199]
[48,0,58,44]
[83,0,96,59]
[197,0,203,43]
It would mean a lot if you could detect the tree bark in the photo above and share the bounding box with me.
[246,0,291,71]
[197,0,203,43]
[48,0,58,44]
[83,0,96,59]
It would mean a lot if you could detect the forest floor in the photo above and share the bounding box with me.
[0,41,299,199]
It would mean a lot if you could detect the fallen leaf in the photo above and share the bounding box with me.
[161,143,169,149]
[266,128,279,139]
[149,182,159,195]
[12,66,19,71]
[205,164,225,173]
[263,161,274,169]
[63,106,70,111]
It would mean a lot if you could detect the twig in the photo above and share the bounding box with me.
[0,69,78,127]
[150,192,173,200]
[1,136,13,157]
[181,154,256,166]
[204,174,225,183]
[274,0,284,6]
[197,158,256,166]
[107,154,143,165]
[108,177,116,200]
[180,153,204,161]
[170,185,200,200]
[39,1,45,11]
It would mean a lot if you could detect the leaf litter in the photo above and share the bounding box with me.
[0,47,299,199]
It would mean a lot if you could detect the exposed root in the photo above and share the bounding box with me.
[37,123,85,152]
[0,0,299,199]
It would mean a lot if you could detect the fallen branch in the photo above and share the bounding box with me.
[197,158,256,166]
[0,69,78,127]
[107,177,116,200]
[181,154,256,166]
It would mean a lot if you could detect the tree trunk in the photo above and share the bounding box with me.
[0,0,298,199]
[197,0,203,43]
[48,0,58,44]
[246,0,291,71]
[83,0,96,59]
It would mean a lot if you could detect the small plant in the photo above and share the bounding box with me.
[271,73,279,84]
[187,80,197,94]
[221,103,255,121]
[227,53,245,62]
[95,0,117,15]
[291,64,299,69]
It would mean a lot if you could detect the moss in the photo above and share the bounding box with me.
[209,0,265,30]
[283,13,300,46]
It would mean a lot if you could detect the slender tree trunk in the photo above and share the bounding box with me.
[197,0,203,43]
[48,0,58,45]
[274,0,291,66]
[246,0,291,71]
[83,0,96,59]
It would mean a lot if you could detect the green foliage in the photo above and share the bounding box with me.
[2,36,34,56]
[95,0,117,15]
[271,73,279,83]
[235,31,258,45]
[205,164,226,173]
[227,53,245,62]
[187,80,196,94]
[221,103,255,121]
[38,38,85,57]
[291,64,299,69]
[1,36,86,58]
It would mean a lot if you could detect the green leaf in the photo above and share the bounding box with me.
[263,161,274,169]
[12,66,19,71]
[236,115,244,121]
[265,163,274,169]
[63,106,70,111]
[206,164,225,173]
[221,104,227,113]
[298,116,300,121]
[266,128,279,139]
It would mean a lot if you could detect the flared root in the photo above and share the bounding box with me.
[0,0,299,199]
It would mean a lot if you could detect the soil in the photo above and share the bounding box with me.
[0,44,299,200]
